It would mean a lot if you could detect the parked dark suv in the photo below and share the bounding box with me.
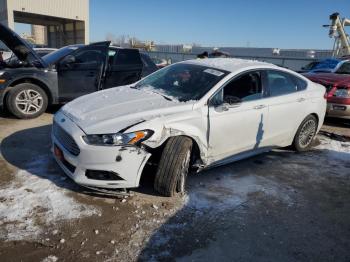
[0,24,157,119]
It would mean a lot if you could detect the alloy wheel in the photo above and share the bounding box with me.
[15,89,43,115]
[298,119,316,148]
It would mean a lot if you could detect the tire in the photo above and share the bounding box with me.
[154,136,193,197]
[292,115,318,152]
[6,83,48,119]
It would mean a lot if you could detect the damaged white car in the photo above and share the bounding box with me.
[52,58,327,196]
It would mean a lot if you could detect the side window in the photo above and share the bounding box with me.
[114,49,142,66]
[293,76,307,91]
[74,49,103,64]
[223,71,263,102]
[267,71,297,96]
[336,62,350,74]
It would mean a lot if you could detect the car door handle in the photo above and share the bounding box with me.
[297,98,306,102]
[253,105,266,110]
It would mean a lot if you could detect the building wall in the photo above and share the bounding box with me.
[0,0,89,44]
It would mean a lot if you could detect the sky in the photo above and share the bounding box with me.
[16,0,350,50]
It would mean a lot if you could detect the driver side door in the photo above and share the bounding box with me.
[208,70,269,163]
[57,42,109,102]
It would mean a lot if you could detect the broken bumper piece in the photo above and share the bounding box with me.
[52,112,151,189]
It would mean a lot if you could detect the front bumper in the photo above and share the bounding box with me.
[326,103,350,119]
[52,111,152,189]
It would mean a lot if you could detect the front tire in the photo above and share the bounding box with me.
[154,136,193,197]
[293,115,318,152]
[6,83,48,119]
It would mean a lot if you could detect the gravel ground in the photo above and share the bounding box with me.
[0,111,349,262]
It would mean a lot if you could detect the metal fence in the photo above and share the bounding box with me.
[144,51,318,71]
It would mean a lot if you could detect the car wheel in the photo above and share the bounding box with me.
[293,115,318,152]
[6,83,48,119]
[154,136,193,197]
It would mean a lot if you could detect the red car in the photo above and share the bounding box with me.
[303,61,350,120]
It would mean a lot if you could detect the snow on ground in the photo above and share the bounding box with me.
[138,135,350,260]
[0,155,99,241]
[316,135,350,161]
[185,174,293,210]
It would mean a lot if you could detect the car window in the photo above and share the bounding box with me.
[74,49,104,64]
[223,71,263,102]
[42,45,81,65]
[267,70,297,96]
[336,62,350,74]
[293,75,307,91]
[140,53,158,77]
[114,49,141,65]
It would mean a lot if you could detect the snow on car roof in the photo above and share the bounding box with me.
[184,58,278,73]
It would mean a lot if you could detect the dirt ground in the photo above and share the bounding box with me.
[0,109,349,262]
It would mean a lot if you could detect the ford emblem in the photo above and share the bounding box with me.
[60,118,66,123]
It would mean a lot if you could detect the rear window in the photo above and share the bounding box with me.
[114,49,142,66]
[266,71,297,96]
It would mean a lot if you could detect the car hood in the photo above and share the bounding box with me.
[0,23,46,68]
[303,72,350,86]
[61,86,195,134]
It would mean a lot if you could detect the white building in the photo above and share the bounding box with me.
[0,0,89,47]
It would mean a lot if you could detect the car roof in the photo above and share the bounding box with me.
[184,58,279,73]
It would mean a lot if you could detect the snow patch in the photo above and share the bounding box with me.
[0,155,98,241]
[316,135,350,161]
[185,174,293,210]
[41,255,58,262]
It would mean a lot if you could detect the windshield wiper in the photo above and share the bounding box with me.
[158,93,172,101]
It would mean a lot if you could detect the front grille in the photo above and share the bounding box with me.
[53,121,80,156]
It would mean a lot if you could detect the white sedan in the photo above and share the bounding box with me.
[52,58,327,196]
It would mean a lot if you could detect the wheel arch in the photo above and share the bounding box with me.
[144,134,204,170]
[4,77,53,106]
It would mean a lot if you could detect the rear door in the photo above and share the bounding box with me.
[262,70,308,146]
[57,42,109,102]
[104,49,143,88]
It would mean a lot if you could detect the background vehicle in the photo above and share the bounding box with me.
[52,58,326,197]
[0,24,157,119]
[304,60,350,119]
[298,58,343,73]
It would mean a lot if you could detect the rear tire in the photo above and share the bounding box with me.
[6,83,48,119]
[154,136,193,197]
[293,115,318,152]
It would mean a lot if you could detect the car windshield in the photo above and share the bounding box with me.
[134,63,229,102]
[335,62,350,74]
[42,45,82,65]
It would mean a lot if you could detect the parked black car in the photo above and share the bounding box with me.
[0,24,157,119]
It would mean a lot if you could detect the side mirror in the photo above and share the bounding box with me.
[211,95,241,112]
[224,95,242,105]
[60,55,75,67]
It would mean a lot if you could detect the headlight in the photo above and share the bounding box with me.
[82,130,153,146]
[0,71,4,76]
[333,87,350,98]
